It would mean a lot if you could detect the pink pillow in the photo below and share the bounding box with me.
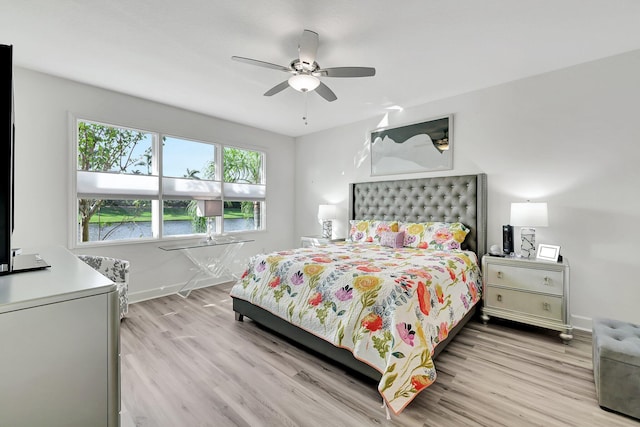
[380,231,405,248]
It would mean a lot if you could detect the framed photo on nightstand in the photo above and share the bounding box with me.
[537,244,561,262]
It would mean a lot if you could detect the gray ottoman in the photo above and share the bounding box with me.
[592,318,640,419]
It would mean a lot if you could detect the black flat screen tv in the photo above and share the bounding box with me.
[0,44,50,275]
[0,44,13,274]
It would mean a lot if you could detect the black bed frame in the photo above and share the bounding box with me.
[233,173,487,380]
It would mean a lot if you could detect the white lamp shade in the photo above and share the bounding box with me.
[317,204,337,220]
[196,200,223,217]
[510,202,548,227]
[289,74,320,92]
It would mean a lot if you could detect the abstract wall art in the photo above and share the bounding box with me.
[370,115,452,176]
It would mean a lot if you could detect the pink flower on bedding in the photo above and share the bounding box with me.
[460,293,470,309]
[291,271,304,285]
[356,265,382,273]
[434,228,453,244]
[396,322,416,346]
[404,268,432,280]
[438,322,449,342]
[308,292,323,306]
[335,285,353,301]
[312,256,333,263]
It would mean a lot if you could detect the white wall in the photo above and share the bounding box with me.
[12,67,296,302]
[295,49,640,330]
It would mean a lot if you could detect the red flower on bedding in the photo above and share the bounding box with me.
[435,284,444,304]
[269,276,281,288]
[311,256,333,263]
[308,292,323,306]
[447,267,456,281]
[357,265,382,273]
[240,270,248,279]
[469,281,478,302]
[411,375,432,392]
[417,241,428,249]
[461,269,467,283]
[417,281,431,316]
[361,312,383,332]
[365,236,374,242]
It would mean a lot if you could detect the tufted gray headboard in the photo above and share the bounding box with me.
[349,173,487,260]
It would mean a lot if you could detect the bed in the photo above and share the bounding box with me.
[230,173,487,415]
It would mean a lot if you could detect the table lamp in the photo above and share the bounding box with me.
[317,204,337,239]
[510,201,548,258]
[196,200,223,241]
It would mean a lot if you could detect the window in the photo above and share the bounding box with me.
[74,119,265,245]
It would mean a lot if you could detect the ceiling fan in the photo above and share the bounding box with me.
[232,29,375,102]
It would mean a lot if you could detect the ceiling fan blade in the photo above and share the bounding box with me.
[263,80,290,96]
[298,30,319,71]
[232,56,291,72]
[317,67,376,78]
[315,81,337,102]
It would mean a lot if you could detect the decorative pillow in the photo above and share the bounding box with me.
[348,220,399,244]
[400,222,469,250]
[380,231,405,248]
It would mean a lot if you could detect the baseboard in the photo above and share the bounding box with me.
[128,276,235,304]
[571,314,593,332]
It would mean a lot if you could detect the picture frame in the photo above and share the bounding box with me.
[370,115,452,176]
[536,244,561,262]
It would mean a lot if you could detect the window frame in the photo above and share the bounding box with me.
[70,115,267,248]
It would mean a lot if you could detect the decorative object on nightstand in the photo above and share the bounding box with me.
[510,201,548,258]
[317,204,337,239]
[481,255,572,343]
[197,199,223,241]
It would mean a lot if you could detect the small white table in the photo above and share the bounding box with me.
[160,236,253,298]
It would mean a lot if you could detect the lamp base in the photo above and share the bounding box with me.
[321,220,332,239]
[520,227,536,258]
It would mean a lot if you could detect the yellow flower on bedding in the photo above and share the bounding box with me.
[407,223,424,235]
[453,229,467,243]
[266,255,284,264]
[356,221,369,231]
[303,264,325,276]
[353,275,382,292]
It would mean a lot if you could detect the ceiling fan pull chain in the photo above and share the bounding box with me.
[303,92,309,125]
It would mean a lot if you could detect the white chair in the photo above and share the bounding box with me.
[78,255,129,320]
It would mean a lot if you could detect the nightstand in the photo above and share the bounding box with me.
[300,235,344,248]
[481,255,572,343]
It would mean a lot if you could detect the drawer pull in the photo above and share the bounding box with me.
[497,294,502,302]
[544,276,551,285]
[542,302,551,311]
[497,271,503,279]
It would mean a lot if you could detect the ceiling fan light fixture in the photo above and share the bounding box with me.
[288,74,320,92]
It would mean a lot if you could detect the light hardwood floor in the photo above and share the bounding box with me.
[121,283,639,427]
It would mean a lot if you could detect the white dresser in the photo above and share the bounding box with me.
[0,247,120,427]
[481,255,572,343]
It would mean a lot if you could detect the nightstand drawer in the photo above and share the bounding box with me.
[485,264,563,296]
[485,286,563,321]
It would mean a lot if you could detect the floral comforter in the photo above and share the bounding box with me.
[230,242,481,414]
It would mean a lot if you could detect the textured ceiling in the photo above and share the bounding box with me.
[2,0,640,137]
